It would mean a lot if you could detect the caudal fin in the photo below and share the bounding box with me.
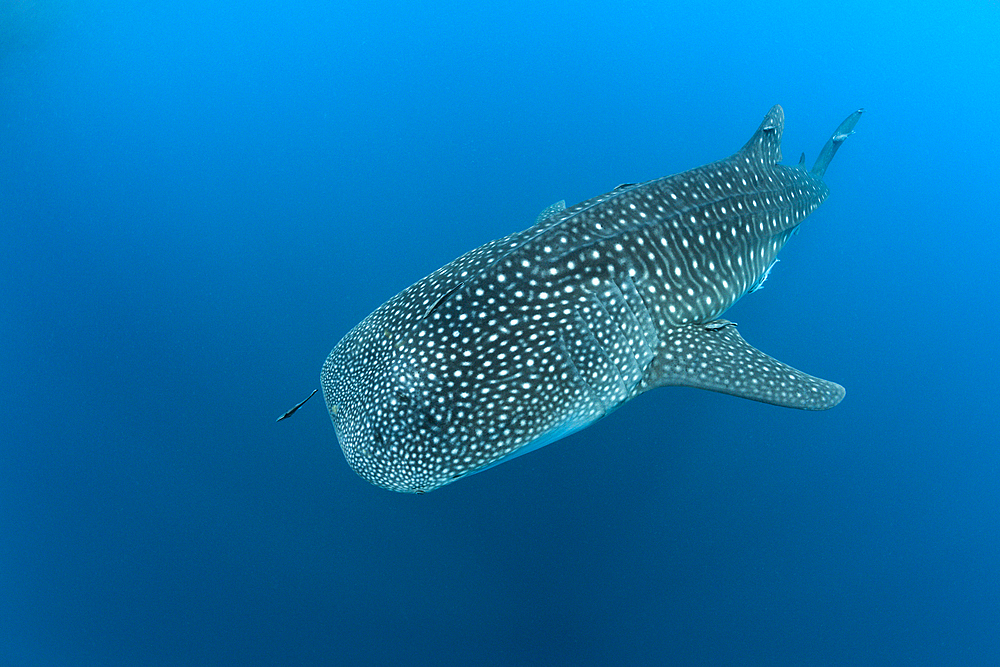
[811,108,864,178]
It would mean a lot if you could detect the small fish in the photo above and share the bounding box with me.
[276,388,318,422]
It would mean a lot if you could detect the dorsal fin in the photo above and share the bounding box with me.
[736,104,784,165]
[534,200,566,225]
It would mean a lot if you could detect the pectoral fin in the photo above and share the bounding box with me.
[645,320,844,410]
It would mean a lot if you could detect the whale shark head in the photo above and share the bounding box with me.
[323,327,469,493]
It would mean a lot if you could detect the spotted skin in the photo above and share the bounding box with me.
[322,105,861,493]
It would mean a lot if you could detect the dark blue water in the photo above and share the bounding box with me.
[3,1,998,664]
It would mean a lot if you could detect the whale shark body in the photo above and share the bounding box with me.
[321,105,862,493]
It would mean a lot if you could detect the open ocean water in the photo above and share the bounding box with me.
[3,1,999,665]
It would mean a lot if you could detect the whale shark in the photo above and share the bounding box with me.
[319,105,862,493]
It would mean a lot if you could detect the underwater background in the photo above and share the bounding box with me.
[3,1,999,665]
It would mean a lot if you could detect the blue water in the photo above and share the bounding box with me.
[3,1,998,665]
